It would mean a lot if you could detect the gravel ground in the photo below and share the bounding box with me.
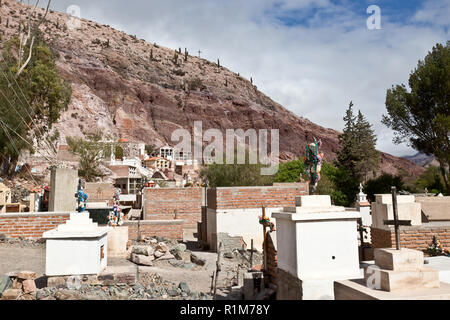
[0,229,259,300]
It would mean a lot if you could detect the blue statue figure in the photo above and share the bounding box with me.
[76,179,88,212]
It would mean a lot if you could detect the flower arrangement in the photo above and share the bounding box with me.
[424,236,450,257]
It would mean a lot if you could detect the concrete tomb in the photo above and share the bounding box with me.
[415,196,450,222]
[371,194,422,230]
[43,211,108,276]
[107,226,129,258]
[273,195,362,300]
[48,168,78,212]
[334,248,450,300]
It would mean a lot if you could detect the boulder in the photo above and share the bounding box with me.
[54,289,83,300]
[190,253,206,266]
[17,271,36,280]
[170,243,187,254]
[132,245,154,256]
[47,276,67,288]
[155,252,175,261]
[156,242,169,253]
[179,281,190,294]
[154,250,165,258]
[22,279,37,294]
[130,253,154,266]
[1,288,22,300]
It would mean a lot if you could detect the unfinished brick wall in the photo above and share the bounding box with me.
[124,220,183,241]
[264,233,277,287]
[208,184,308,210]
[144,188,202,227]
[0,213,70,239]
[371,223,450,251]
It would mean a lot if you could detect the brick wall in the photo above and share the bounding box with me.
[0,212,70,239]
[371,223,450,252]
[208,184,308,210]
[144,188,202,227]
[124,220,183,241]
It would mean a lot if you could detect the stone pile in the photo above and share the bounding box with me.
[0,271,37,300]
[129,238,206,268]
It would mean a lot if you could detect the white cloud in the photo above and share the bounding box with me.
[46,0,449,157]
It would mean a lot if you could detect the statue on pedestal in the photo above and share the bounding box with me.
[304,137,323,195]
[76,179,88,212]
[108,188,124,227]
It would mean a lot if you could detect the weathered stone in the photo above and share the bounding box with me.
[0,275,12,297]
[154,250,165,258]
[155,252,175,261]
[132,245,155,256]
[17,271,36,280]
[190,253,206,266]
[167,286,180,297]
[170,243,187,254]
[131,253,154,266]
[156,242,169,253]
[183,263,196,269]
[223,252,234,259]
[20,293,36,300]
[22,279,37,294]
[179,281,190,294]
[169,259,184,267]
[54,289,83,300]
[1,288,22,300]
[47,276,67,288]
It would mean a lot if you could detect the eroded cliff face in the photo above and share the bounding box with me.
[0,0,424,178]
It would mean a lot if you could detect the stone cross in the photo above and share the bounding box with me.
[383,186,411,250]
[198,50,202,58]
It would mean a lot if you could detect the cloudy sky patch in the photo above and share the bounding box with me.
[40,0,450,156]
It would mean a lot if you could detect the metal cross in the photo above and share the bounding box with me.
[383,186,411,250]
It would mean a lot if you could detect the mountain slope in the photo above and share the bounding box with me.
[0,0,424,179]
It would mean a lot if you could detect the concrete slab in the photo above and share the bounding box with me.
[427,257,450,284]
[335,278,450,300]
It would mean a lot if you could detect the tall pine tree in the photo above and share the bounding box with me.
[338,102,380,182]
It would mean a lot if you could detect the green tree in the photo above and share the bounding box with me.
[0,34,71,172]
[364,174,405,202]
[382,42,450,194]
[200,151,273,187]
[338,101,380,182]
[273,158,306,183]
[67,132,115,182]
[415,165,446,195]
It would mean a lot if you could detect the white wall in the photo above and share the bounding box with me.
[207,207,280,251]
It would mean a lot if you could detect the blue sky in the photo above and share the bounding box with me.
[38,0,450,157]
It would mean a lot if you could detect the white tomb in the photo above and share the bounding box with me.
[272,195,362,300]
[43,211,108,276]
[371,194,421,229]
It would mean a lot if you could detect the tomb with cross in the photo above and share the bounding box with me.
[383,186,411,250]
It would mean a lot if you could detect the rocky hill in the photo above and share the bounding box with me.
[0,0,424,179]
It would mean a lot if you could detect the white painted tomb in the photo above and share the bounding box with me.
[107,226,129,258]
[272,195,362,300]
[371,194,421,229]
[43,211,108,276]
